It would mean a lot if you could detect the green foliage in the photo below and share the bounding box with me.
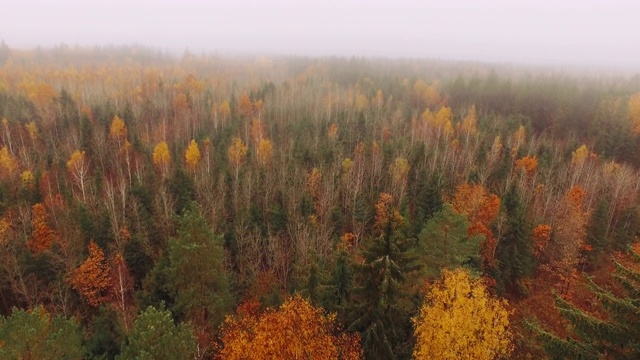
[0,306,84,360]
[418,204,482,278]
[160,203,233,325]
[348,223,420,360]
[495,186,535,296]
[116,306,195,360]
[533,251,640,360]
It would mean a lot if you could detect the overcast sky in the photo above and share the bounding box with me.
[2,0,639,68]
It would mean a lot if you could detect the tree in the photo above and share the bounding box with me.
[218,295,362,360]
[152,141,171,177]
[413,268,512,360]
[160,204,232,326]
[117,306,196,360]
[495,186,535,296]
[27,203,57,254]
[348,216,419,359]
[184,139,201,171]
[69,241,112,307]
[532,244,640,360]
[0,306,84,360]
[66,150,90,202]
[227,137,247,179]
[418,204,483,278]
[452,183,500,269]
[109,115,127,144]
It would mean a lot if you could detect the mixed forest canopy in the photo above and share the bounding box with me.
[0,44,640,359]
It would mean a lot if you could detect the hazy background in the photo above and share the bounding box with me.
[2,0,639,68]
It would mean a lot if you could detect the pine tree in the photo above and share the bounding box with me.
[495,186,535,296]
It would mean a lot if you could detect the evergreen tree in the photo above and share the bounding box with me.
[418,204,482,278]
[347,221,420,360]
[495,186,535,296]
[158,203,233,326]
[531,246,640,360]
[585,200,609,267]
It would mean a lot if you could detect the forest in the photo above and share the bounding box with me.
[0,42,640,359]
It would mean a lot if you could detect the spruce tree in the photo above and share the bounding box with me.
[531,246,640,360]
[495,186,535,296]
[347,221,420,360]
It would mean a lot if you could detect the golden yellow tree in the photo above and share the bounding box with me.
[256,138,273,168]
[184,139,201,171]
[66,150,89,202]
[218,296,362,360]
[228,137,248,179]
[109,115,127,144]
[413,268,512,360]
[152,141,171,176]
[0,146,17,178]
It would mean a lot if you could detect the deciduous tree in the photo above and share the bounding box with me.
[413,268,512,360]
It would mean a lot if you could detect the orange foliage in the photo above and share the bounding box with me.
[237,94,254,118]
[328,123,338,141]
[532,224,552,258]
[374,193,403,235]
[249,118,266,144]
[217,295,362,360]
[27,203,57,254]
[69,241,112,307]
[514,155,538,177]
[452,183,501,267]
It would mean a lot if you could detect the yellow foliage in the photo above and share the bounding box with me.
[228,137,248,170]
[218,295,363,360]
[571,144,590,166]
[460,105,478,137]
[66,150,86,171]
[109,115,127,142]
[355,94,369,112]
[413,268,512,360]
[219,100,231,119]
[341,158,353,173]
[390,157,409,184]
[152,141,171,168]
[25,121,38,141]
[21,170,34,187]
[256,138,273,167]
[0,146,17,175]
[184,139,201,170]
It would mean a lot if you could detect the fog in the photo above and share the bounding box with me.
[3,0,639,68]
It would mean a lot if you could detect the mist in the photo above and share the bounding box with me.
[3,0,640,69]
